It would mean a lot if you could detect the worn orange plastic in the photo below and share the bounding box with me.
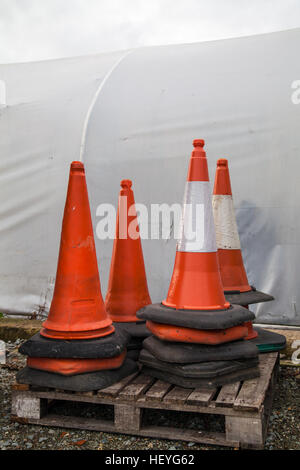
[27,350,126,376]
[163,252,230,310]
[41,161,114,340]
[146,321,248,345]
[218,249,252,293]
[213,159,252,293]
[187,139,209,181]
[105,180,151,322]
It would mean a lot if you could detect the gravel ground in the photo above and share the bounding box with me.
[0,340,299,450]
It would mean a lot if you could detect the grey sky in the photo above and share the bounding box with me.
[0,0,299,64]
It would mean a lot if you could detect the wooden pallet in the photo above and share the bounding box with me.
[11,352,279,449]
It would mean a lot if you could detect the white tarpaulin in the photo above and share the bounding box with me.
[0,28,300,325]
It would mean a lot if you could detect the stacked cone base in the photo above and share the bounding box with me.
[224,288,274,307]
[27,350,126,376]
[244,321,258,340]
[143,335,259,363]
[141,365,260,389]
[139,349,259,378]
[115,321,151,359]
[146,321,248,345]
[137,303,254,329]
[17,359,138,392]
[19,329,129,358]
[250,327,286,352]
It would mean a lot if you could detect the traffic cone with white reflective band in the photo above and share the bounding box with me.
[212,159,251,294]
[163,140,230,311]
[105,180,152,322]
[212,158,257,340]
[212,158,279,342]
[138,140,254,345]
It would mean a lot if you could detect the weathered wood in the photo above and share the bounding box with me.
[186,388,216,407]
[226,415,264,448]
[12,383,30,391]
[97,371,139,398]
[118,374,154,401]
[11,391,47,419]
[140,425,239,448]
[144,380,173,402]
[163,386,192,404]
[215,382,240,408]
[16,413,115,433]
[114,404,142,432]
[234,353,278,411]
[11,352,279,449]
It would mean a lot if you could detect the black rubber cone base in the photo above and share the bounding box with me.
[143,335,259,363]
[142,365,260,389]
[16,358,138,392]
[225,288,274,307]
[137,303,254,330]
[250,327,286,353]
[139,349,258,378]
[127,337,144,351]
[127,349,140,361]
[19,327,130,359]
[115,321,151,339]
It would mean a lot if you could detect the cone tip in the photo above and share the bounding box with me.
[121,179,132,189]
[217,159,228,168]
[71,161,85,173]
[193,139,205,148]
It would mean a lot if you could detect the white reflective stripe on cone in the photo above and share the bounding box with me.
[212,194,241,250]
[177,181,217,253]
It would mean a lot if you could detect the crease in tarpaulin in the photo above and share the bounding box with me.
[79,49,134,163]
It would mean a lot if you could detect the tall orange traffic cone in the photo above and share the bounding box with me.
[212,159,252,294]
[105,180,151,322]
[17,162,137,388]
[212,158,256,339]
[41,161,114,340]
[212,159,285,349]
[137,140,254,345]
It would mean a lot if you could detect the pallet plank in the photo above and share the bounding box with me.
[186,388,217,407]
[118,374,154,401]
[140,425,239,448]
[10,353,279,449]
[234,353,278,411]
[215,382,240,408]
[163,386,192,405]
[144,380,173,402]
[97,371,139,398]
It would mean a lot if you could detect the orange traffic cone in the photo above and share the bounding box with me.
[212,158,256,340]
[137,140,254,344]
[41,161,114,340]
[105,180,151,322]
[212,159,251,294]
[212,158,277,341]
[17,162,138,387]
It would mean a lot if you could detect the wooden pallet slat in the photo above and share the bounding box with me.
[163,386,192,405]
[144,380,173,402]
[215,382,240,408]
[97,371,139,398]
[233,353,278,412]
[186,388,217,407]
[118,373,154,401]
